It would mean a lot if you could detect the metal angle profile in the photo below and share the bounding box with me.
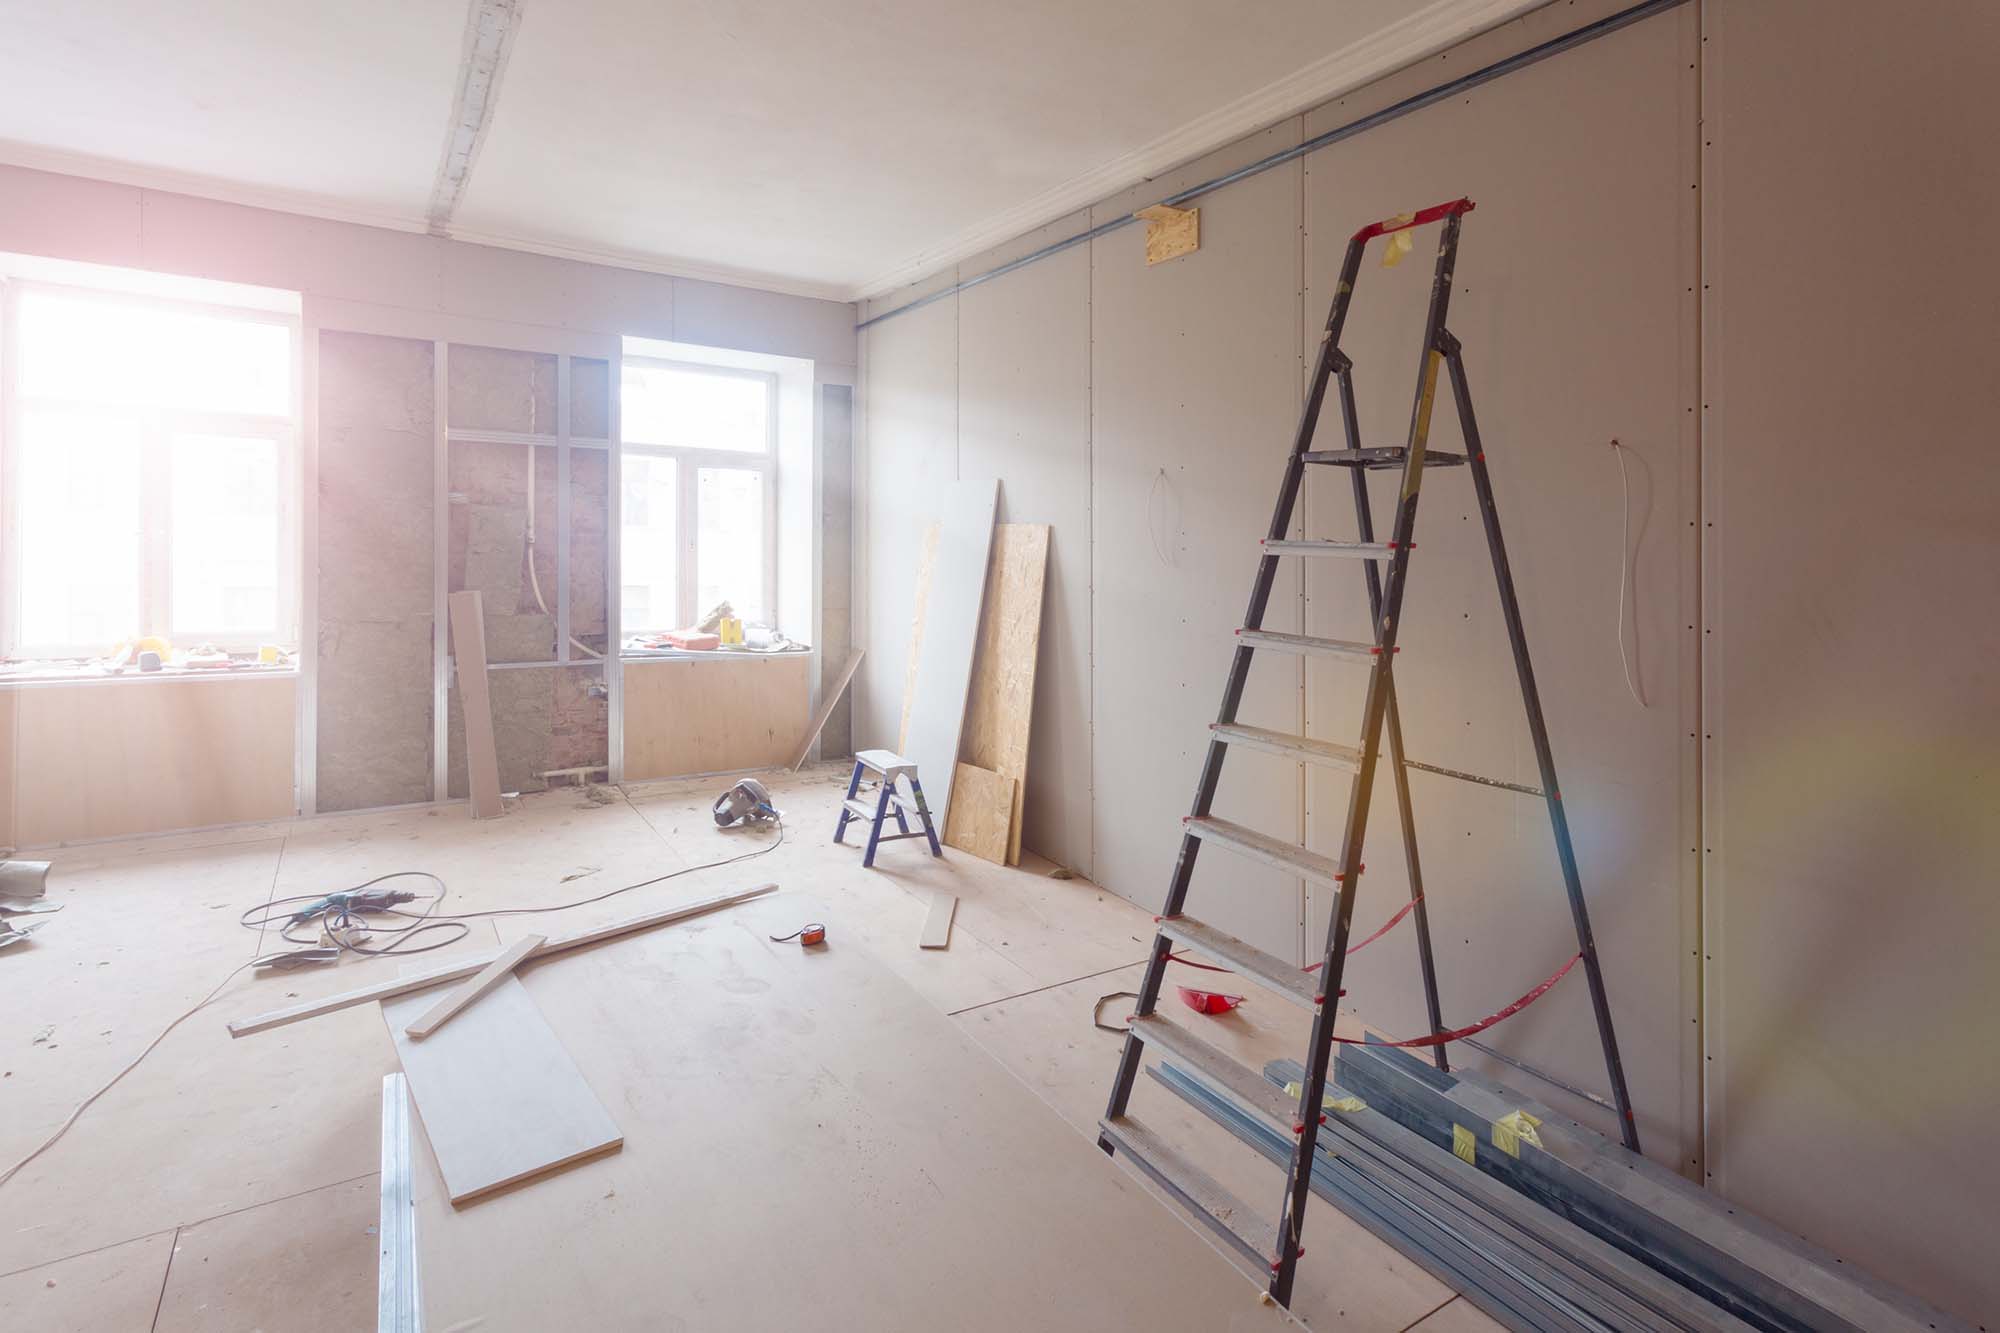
[379,1073,422,1333]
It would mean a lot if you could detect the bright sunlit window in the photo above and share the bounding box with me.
[3,284,297,660]
[620,358,774,633]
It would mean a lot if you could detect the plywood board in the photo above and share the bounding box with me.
[447,591,504,818]
[381,974,622,1206]
[900,479,998,828]
[6,675,295,846]
[942,762,1013,864]
[959,523,1050,863]
[408,903,1296,1330]
[622,654,810,779]
[919,890,958,949]
[788,649,863,769]
[1701,3,2000,1322]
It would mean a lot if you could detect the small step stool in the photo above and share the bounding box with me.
[835,749,943,868]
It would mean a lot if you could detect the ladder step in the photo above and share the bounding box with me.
[1099,1114,1282,1271]
[1158,914,1322,1009]
[1185,815,1351,890]
[843,791,923,822]
[1211,722,1361,772]
[1128,1015,1297,1125]
[1260,539,1397,560]
[1301,447,1468,469]
[1233,628,1383,662]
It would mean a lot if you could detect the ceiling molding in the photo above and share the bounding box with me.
[847,0,1544,302]
[436,223,854,304]
[0,138,431,237]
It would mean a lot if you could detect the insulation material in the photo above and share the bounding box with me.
[818,384,855,758]
[567,446,609,656]
[447,344,556,433]
[315,331,436,811]
[448,440,556,665]
[569,357,611,439]
[447,665,605,799]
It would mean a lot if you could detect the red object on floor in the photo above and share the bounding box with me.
[1177,986,1244,1015]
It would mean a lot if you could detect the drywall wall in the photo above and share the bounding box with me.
[816,384,856,758]
[860,0,1698,1163]
[0,676,295,845]
[316,330,436,811]
[1700,3,2000,1324]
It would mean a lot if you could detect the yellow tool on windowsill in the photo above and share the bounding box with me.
[718,616,745,646]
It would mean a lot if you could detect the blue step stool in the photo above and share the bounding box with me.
[835,749,942,868]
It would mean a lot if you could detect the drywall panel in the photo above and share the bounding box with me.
[6,676,295,845]
[817,385,855,758]
[1703,3,2000,1321]
[622,655,811,779]
[1087,122,1307,962]
[1297,4,1699,1170]
[854,273,957,758]
[956,214,1092,874]
[901,479,998,826]
[315,331,435,811]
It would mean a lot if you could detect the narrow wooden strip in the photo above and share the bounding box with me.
[919,892,957,950]
[448,590,505,818]
[228,883,778,1038]
[788,649,865,770]
[405,933,545,1039]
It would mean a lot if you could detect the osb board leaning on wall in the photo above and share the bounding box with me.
[3,676,296,846]
[622,655,811,780]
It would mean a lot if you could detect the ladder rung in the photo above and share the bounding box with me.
[1099,1115,1282,1271]
[1259,539,1397,560]
[1158,914,1321,1009]
[1128,1015,1296,1125]
[1301,447,1468,469]
[1185,815,1351,890]
[1211,722,1360,772]
[1233,628,1383,662]
[843,792,923,822]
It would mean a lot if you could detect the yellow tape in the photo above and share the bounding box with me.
[1381,213,1417,268]
[1452,1123,1477,1165]
[1283,1082,1369,1114]
[1491,1109,1544,1158]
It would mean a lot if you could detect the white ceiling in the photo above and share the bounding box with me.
[0,0,1537,302]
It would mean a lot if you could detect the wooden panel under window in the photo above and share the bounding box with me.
[621,655,809,779]
[4,676,295,845]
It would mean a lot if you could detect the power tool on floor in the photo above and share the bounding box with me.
[712,777,779,828]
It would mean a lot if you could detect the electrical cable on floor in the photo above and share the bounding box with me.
[0,958,258,1191]
[1611,439,1648,708]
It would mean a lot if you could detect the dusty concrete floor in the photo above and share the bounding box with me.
[0,764,1496,1332]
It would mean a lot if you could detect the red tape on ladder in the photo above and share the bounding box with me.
[1332,952,1582,1048]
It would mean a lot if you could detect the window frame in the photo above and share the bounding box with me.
[617,355,779,634]
[0,278,301,660]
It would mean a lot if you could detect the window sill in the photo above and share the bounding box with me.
[620,644,812,664]
[0,659,299,688]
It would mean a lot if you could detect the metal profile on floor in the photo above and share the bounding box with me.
[378,1072,423,1333]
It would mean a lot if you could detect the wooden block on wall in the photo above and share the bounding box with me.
[943,762,1015,864]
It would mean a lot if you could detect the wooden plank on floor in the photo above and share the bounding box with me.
[942,762,1014,864]
[448,591,504,818]
[957,523,1050,864]
[382,975,622,1206]
[920,892,958,950]
[404,934,544,1040]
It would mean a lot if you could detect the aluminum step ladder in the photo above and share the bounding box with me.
[1097,198,1639,1308]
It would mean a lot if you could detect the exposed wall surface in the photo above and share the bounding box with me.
[0,677,295,845]
[622,655,811,779]
[859,0,1993,1321]
[817,384,856,757]
[316,331,436,811]
[1700,2,2000,1321]
[861,0,1700,1163]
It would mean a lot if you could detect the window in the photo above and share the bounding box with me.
[2,284,297,660]
[619,358,775,634]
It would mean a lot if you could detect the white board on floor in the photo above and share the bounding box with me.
[381,975,621,1205]
[901,478,998,830]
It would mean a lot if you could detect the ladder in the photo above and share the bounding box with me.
[1097,198,1639,1308]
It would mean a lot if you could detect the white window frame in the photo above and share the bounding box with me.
[0,279,301,660]
[617,355,779,633]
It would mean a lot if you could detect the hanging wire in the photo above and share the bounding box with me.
[1611,439,1648,708]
